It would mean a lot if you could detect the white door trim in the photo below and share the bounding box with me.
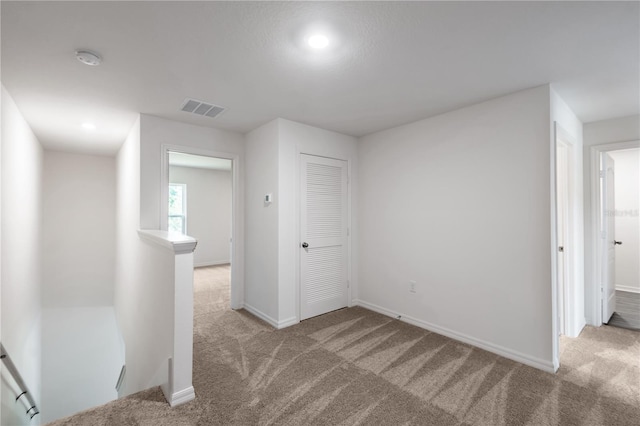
[551,122,580,371]
[161,144,243,309]
[295,148,352,323]
[588,139,640,326]
[556,137,570,336]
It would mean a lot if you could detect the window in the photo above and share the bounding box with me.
[168,183,187,234]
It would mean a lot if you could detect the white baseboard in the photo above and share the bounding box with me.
[242,303,299,329]
[194,260,230,268]
[353,299,555,374]
[570,317,587,338]
[164,386,195,407]
[615,285,640,294]
[243,303,279,328]
[277,316,299,329]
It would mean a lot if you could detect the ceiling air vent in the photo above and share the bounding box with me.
[180,98,226,119]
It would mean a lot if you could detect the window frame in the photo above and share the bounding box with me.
[168,182,187,234]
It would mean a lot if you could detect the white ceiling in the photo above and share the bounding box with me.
[1,1,638,155]
[169,152,232,171]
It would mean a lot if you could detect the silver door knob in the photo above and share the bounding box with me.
[301,242,309,248]
[614,240,622,245]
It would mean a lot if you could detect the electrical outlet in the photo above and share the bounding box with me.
[409,280,417,293]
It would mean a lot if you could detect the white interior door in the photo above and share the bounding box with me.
[556,143,568,335]
[300,154,348,321]
[602,153,617,323]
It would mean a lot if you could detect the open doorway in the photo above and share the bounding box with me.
[163,149,238,314]
[553,123,583,348]
[598,147,640,330]
[558,142,639,401]
[553,122,589,372]
[588,141,640,327]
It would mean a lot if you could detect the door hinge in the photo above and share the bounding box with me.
[347,280,350,288]
[347,227,350,236]
[600,170,604,178]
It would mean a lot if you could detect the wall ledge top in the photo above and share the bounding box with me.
[138,230,197,254]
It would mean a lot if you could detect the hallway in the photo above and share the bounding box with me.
[49,285,640,425]
[608,290,640,331]
[194,264,231,317]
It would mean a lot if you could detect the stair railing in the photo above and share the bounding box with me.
[0,342,40,420]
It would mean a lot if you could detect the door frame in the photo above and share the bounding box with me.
[588,139,640,326]
[551,123,581,371]
[294,149,353,323]
[555,135,571,337]
[160,144,243,310]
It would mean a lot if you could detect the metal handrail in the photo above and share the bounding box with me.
[0,342,40,420]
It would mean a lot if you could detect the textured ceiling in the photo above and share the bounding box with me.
[1,1,638,155]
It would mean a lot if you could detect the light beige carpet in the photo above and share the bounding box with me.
[49,266,640,425]
[194,264,231,317]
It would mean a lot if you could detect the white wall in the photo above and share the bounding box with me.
[40,151,120,423]
[40,308,120,423]
[584,115,640,147]
[608,148,639,292]
[358,86,554,371]
[114,117,141,396]
[169,166,232,267]
[243,118,358,327]
[42,151,115,307]
[114,118,182,398]
[139,114,244,309]
[550,88,585,342]
[139,114,243,230]
[244,120,280,323]
[1,85,43,425]
[583,115,640,323]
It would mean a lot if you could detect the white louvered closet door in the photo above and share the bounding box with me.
[300,154,348,321]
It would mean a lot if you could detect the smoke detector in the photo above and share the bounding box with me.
[180,98,226,119]
[76,50,102,66]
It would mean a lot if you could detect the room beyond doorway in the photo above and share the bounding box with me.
[162,146,241,310]
[598,147,640,330]
[169,152,232,268]
[194,264,231,316]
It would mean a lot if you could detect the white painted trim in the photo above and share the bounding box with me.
[242,303,299,329]
[161,144,243,310]
[616,285,640,294]
[277,316,299,329]
[550,121,560,371]
[242,303,279,328]
[294,144,301,324]
[576,317,586,337]
[588,140,640,326]
[353,299,556,374]
[168,182,188,234]
[138,229,197,254]
[194,260,230,268]
[164,386,195,407]
[557,129,577,335]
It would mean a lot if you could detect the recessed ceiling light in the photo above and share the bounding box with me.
[307,34,329,49]
[76,50,102,66]
[81,122,96,130]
